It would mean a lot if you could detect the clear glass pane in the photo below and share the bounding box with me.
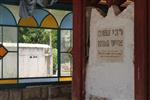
[61,53,73,76]
[19,28,58,77]
[3,53,17,78]
[61,30,73,52]
[3,27,17,51]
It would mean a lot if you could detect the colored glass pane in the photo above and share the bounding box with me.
[60,13,73,29]
[19,17,38,27]
[0,80,17,84]
[33,9,49,25]
[59,77,72,82]
[19,78,58,83]
[0,45,8,58]
[41,15,58,28]
[0,5,16,25]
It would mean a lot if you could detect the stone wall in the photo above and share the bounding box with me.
[0,84,71,100]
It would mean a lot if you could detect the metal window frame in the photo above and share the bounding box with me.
[0,4,73,88]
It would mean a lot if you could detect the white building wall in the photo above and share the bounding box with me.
[19,43,53,77]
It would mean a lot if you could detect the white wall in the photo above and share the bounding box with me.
[19,43,53,77]
[86,4,134,100]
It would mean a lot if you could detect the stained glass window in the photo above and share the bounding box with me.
[0,4,73,86]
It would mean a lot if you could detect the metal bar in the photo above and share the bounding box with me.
[0,24,72,30]
[58,28,61,79]
[7,51,17,53]
[1,26,3,79]
[17,27,19,84]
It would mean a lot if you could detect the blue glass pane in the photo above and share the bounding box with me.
[33,9,49,26]
[60,13,72,29]
[19,78,58,83]
[0,5,16,25]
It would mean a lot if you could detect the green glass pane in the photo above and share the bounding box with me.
[61,30,73,52]
[3,27,17,51]
[3,53,17,78]
[61,53,73,76]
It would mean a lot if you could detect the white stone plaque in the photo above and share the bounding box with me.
[96,28,124,62]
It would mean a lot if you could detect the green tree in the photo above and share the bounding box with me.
[19,28,58,48]
[19,28,57,45]
[52,48,58,71]
[51,30,57,48]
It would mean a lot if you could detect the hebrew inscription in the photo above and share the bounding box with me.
[97,28,124,62]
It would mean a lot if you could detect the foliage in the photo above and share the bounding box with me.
[19,28,57,49]
[52,48,58,70]
[51,30,57,48]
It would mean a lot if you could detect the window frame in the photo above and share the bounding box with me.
[0,4,73,88]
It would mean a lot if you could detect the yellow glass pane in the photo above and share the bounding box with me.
[0,80,17,84]
[19,17,38,27]
[41,15,58,28]
[59,77,72,82]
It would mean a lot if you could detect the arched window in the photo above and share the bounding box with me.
[0,4,73,86]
